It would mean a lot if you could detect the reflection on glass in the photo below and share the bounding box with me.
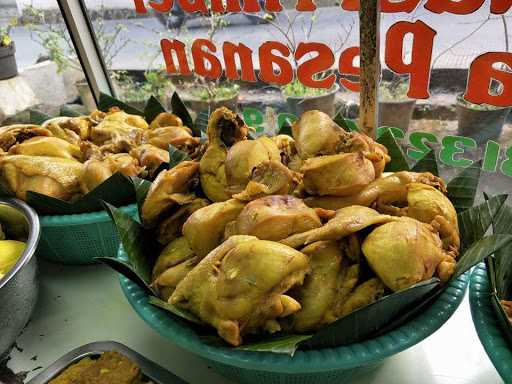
[0,0,93,124]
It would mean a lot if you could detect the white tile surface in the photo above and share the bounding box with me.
[7,260,504,384]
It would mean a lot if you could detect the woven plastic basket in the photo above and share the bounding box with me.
[117,247,468,384]
[470,263,512,382]
[38,205,138,265]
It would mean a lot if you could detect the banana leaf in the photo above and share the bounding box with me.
[237,335,312,356]
[446,162,482,213]
[457,194,507,251]
[149,296,203,325]
[278,117,293,137]
[98,92,144,116]
[485,198,512,347]
[489,202,512,298]
[26,172,136,215]
[29,110,52,125]
[59,105,82,117]
[102,202,158,284]
[377,129,410,172]
[299,278,441,350]
[195,109,211,139]
[333,112,358,132]
[144,96,166,124]
[153,144,191,177]
[411,150,438,176]
[171,92,195,134]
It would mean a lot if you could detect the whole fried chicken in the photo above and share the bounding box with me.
[9,137,83,160]
[0,155,83,201]
[170,236,309,346]
[199,108,248,202]
[182,199,245,258]
[141,161,200,227]
[362,217,457,291]
[225,195,322,242]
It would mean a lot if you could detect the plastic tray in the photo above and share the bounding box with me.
[118,246,469,384]
[38,204,138,265]
[27,341,188,384]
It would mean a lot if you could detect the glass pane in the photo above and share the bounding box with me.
[81,1,358,130]
[81,1,512,196]
[378,6,512,198]
[0,0,95,124]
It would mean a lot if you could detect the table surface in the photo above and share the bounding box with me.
[7,260,504,384]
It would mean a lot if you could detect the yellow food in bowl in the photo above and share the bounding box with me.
[0,240,26,279]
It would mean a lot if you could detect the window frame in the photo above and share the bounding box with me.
[56,0,116,103]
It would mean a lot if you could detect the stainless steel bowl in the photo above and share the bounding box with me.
[0,198,40,359]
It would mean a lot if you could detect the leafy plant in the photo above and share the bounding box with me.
[115,70,174,105]
[379,77,411,102]
[0,17,17,47]
[282,78,333,98]
[190,83,240,102]
[25,5,129,72]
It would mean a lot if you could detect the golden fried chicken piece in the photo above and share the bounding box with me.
[43,116,92,141]
[224,137,281,195]
[144,126,200,152]
[171,236,309,346]
[130,144,170,178]
[302,152,376,197]
[182,199,245,258]
[327,264,360,321]
[9,137,82,160]
[226,195,321,242]
[362,217,457,292]
[141,161,200,227]
[400,183,459,253]
[337,278,386,317]
[79,154,142,194]
[42,119,83,145]
[233,161,301,201]
[291,241,343,332]
[271,134,298,166]
[292,110,346,159]
[281,205,398,249]
[305,171,445,210]
[200,108,248,202]
[90,109,147,146]
[149,112,183,129]
[152,236,198,301]
[156,198,209,245]
[0,155,83,201]
[337,132,390,177]
[0,125,53,151]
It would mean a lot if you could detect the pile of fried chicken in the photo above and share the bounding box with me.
[0,108,201,201]
[142,108,461,347]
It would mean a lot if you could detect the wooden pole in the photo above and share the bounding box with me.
[359,0,381,139]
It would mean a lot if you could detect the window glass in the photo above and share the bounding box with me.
[378,4,512,198]
[81,0,512,197]
[0,0,94,124]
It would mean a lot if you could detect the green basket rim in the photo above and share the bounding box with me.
[40,204,138,227]
[469,262,512,381]
[118,247,468,374]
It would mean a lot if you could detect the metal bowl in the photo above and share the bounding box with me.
[0,198,40,359]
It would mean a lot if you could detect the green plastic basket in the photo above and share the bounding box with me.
[38,205,138,265]
[470,263,512,382]
[117,247,469,384]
